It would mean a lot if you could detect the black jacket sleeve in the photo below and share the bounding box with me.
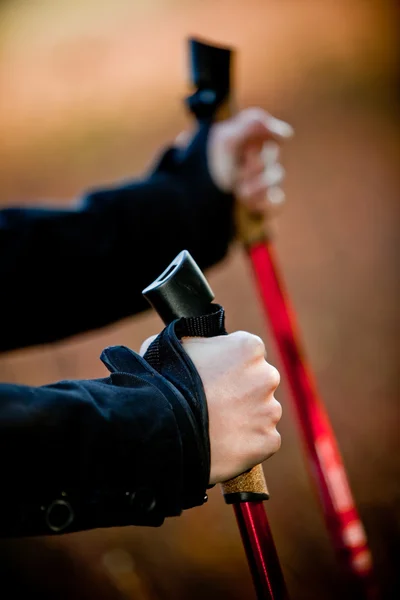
[0,125,234,354]
[0,340,210,538]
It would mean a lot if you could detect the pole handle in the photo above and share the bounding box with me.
[142,250,269,502]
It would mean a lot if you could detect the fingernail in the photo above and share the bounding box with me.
[264,163,285,186]
[268,118,294,139]
[267,186,286,205]
[262,141,279,165]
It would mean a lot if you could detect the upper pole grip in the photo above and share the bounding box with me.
[187,38,266,246]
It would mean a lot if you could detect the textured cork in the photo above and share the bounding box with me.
[235,203,267,246]
[221,464,269,496]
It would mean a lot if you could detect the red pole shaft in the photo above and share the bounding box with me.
[248,241,379,599]
[234,502,289,600]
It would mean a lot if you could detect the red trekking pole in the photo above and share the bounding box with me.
[143,250,289,600]
[185,38,379,599]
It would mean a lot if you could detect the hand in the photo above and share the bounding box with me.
[140,331,282,485]
[207,107,293,215]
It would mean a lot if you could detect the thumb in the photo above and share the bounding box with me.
[139,335,158,357]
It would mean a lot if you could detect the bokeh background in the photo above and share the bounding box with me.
[0,0,399,598]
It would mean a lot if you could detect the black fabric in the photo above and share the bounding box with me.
[0,123,234,354]
[0,339,210,536]
[144,303,226,370]
[143,304,226,508]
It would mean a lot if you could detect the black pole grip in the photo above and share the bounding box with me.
[142,250,215,325]
[185,38,232,121]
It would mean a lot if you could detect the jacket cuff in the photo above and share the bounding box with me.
[152,124,235,270]
[100,346,210,520]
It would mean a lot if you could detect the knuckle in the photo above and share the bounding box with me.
[229,330,248,348]
[263,397,282,428]
[271,430,282,453]
[230,331,266,358]
[259,363,280,391]
[259,429,281,463]
[270,397,283,424]
[267,364,281,389]
[240,107,270,123]
[246,333,266,357]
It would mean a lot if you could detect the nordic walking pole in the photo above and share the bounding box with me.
[184,37,379,599]
[143,250,289,600]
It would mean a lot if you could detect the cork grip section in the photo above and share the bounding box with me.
[221,464,269,503]
[235,203,267,246]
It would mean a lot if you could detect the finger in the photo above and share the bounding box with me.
[237,154,265,180]
[262,141,280,166]
[255,188,286,216]
[228,108,294,153]
[239,163,285,198]
[267,186,286,206]
[247,187,286,215]
[265,163,286,187]
[238,108,294,139]
[239,184,286,215]
[240,140,280,173]
[237,140,281,183]
[139,335,158,356]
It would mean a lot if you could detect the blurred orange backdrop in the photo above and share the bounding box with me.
[0,1,398,599]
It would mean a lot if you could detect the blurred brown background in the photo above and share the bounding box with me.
[0,0,399,598]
